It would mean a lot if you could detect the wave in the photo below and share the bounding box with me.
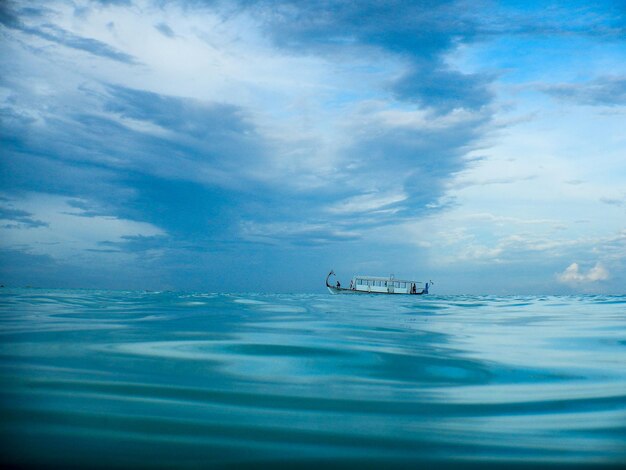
[1,290,625,467]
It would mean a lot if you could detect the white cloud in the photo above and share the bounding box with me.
[326,191,406,215]
[0,193,165,259]
[557,262,609,284]
[239,220,359,245]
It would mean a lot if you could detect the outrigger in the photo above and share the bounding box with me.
[326,270,430,295]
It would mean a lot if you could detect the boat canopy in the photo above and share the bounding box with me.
[352,275,423,284]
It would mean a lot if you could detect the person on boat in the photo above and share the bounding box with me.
[336,280,341,288]
[349,280,353,289]
[411,283,417,294]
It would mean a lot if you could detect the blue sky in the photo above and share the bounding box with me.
[1,0,625,293]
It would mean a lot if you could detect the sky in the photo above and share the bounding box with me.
[0,0,625,294]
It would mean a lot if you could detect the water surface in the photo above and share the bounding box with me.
[1,289,625,467]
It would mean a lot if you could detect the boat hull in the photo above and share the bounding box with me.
[327,286,425,295]
[327,286,362,294]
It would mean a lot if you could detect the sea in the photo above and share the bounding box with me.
[1,289,625,468]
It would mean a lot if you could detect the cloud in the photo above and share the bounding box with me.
[103,85,256,144]
[0,193,166,259]
[1,81,268,191]
[557,262,610,284]
[0,4,138,64]
[453,174,538,190]
[246,0,494,114]
[247,0,469,54]
[0,248,60,287]
[392,66,493,112]
[0,205,48,229]
[0,0,493,250]
[240,221,361,246]
[93,0,132,5]
[542,76,626,106]
[594,230,626,263]
[29,24,138,64]
[154,22,175,38]
[600,196,625,206]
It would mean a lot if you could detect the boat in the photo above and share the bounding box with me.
[325,270,430,295]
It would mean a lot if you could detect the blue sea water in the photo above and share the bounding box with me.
[0,289,625,468]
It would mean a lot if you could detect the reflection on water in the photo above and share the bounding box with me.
[1,289,625,467]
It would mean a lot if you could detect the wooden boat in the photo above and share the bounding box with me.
[325,270,430,295]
